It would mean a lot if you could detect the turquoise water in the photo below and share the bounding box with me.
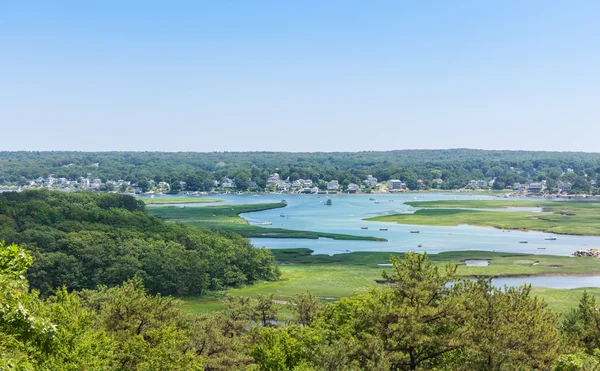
[146,193,600,256]
[146,192,600,288]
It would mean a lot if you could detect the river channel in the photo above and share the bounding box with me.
[147,192,600,288]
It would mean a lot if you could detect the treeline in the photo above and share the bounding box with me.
[0,190,279,297]
[2,150,600,192]
[2,245,600,370]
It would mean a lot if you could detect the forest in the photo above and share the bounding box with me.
[1,150,600,193]
[3,242,600,370]
[0,190,279,297]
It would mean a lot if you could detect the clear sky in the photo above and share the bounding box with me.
[1,1,599,152]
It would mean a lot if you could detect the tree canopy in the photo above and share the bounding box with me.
[0,190,280,297]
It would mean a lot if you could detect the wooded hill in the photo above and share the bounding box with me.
[0,190,280,296]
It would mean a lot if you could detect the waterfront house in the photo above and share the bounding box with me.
[347,183,360,193]
[267,173,280,185]
[221,178,236,188]
[388,179,403,190]
[527,182,544,193]
[557,181,572,193]
[327,180,340,191]
[364,175,377,188]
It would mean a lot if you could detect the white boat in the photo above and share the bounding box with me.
[259,222,273,225]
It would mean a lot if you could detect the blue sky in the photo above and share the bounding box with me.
[1,1,599,152]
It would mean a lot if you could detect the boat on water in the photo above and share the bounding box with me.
[380,228,388,231]
[369,198,376,201]
[280,214,286,217]
[538,247,547,250]
[519,241,528,244]
[281,199,287,204]
[544,237,557,241]
[418,244,423,248]
[361,227,368,230]
[410,230,420,233]
[374,201,380,204]
[325,199,332,206]
[259,222,273,225]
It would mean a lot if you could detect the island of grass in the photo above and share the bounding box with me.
[365,199,600,235]
[148,202,387,241]
[182,248,600,315]
[141,197,223,204]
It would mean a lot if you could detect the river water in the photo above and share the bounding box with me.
[146,192,600,288]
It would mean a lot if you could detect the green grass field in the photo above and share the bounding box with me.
[148,203,387,241]
[366,199,600,235]
[181,249,600,315]
[141,197,223,204]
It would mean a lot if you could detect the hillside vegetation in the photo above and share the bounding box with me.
[0,190,280,296]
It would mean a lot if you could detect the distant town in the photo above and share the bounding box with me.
[5,170,594,198]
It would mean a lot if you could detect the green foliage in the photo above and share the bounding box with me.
[0,190,280,297]
[463,279,560,370]
[288,292,325,327]
[3,149,600,192]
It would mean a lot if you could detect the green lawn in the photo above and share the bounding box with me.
[142,197,223,204]
[366,200,600,235]
[148,203,387,241]
[181,249,600,315]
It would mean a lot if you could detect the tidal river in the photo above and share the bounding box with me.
[149,192,600,288]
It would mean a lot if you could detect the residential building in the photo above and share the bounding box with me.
[327,180,339,191]
[557,181,572,192]
[388,179,403,190]
[347,183,360,193]
[364,175,377,188]
[527,182,544,193]
[267,173,280,185]
[468,180,488,188]
[276,182,290,192]
[221,178,236,188]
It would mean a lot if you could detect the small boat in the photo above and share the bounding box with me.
[379,228,388,231]
[325,199,332,206]
[537,247,547,250]
[410,230,420,233]
[374,201,380,204]
[418,244,423,248]
[369,198,376,201]
[259,222,272,225]
[544,237,557,241]
[519,241,528,244]
[281,199,287,204]
[361,227,368,229]
[280,214,286,217]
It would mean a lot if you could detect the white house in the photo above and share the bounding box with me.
[364,175,377,188]
[327,180,339,190]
